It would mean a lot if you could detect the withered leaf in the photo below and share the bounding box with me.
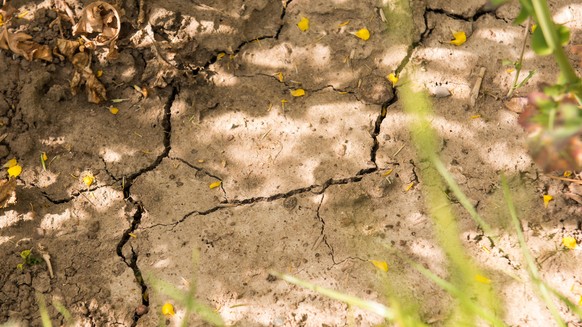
[69,51,107,103]
[72,1,120,46]
[0,28,52,62]
[56,38,80,62]
[0,178,16,209]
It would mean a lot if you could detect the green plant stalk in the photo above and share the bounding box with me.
[507,18,531,98]
[273,272,394,320]
[532,0,582,101]
[36,292,52,327]
[401,83,499,324]
[501,176,566,326]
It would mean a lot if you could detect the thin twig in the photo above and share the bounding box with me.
[507,18,531,98]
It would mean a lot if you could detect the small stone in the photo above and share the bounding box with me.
[135,304,149,316]
[432,86,451,98]
[283,197,297,210]
[357,75,394,104]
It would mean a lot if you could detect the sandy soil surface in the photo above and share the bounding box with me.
[1,0,582,326]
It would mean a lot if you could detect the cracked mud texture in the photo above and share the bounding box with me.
[1,0,582,326]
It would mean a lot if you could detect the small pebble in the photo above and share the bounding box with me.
[432,86,451,98]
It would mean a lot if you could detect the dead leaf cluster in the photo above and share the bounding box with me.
[72,1,120,47]
[0,4,52,62]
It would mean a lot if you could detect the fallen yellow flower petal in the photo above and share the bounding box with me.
[209,181,222,189]
[506,68,515,73]
[276,72,284,83]
[387,73,398,87]
[471,114,481,119]
[578,295,582,306]
[369,260,388,272]
[474,274,491,284]
[449,31,467,46]
[339,20,350,27]
[404,182,414,192]
[562,236,577,250]
[83,175,95,187]
[109,106,119,115]
[297,17,309,32]
[128,233,137,238]
[17,11,29,19]
[161,302,175,316]
[8,165,22,178]
[96,70,103,78]
[3,158,17,168]
[290,89,305,97]
[564,171,573,177]
[531,24,537,33]
[354,28,370,41]
[40,152,47,171]
[217,52,226,60]
[543,194,553,208]
[382,168,393,177]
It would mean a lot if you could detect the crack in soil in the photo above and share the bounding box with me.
[115,202,148,327]
[142,173,374,230]
[114,86,177,325]
[192,0,292,77]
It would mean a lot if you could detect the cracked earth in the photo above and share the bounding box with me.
[1,0,582,326]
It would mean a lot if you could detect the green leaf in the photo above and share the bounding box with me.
[20,249,31,259]
[531,25,571,56]
[513,6,531,25]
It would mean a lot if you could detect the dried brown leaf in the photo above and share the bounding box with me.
[56,38,80,61]
[0,28,52,62]
[0,178,16,208]
[72,1,120,46]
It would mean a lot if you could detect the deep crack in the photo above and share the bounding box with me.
[114,85,177,326]
[115,202,148,327]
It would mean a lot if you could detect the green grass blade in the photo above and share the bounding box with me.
[501,176,566,326]
[36,292,53,327]
[432,157,494,235]
[273,272,393,320]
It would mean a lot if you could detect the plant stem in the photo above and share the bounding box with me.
[532,0,582,101]
[507,18,530,98]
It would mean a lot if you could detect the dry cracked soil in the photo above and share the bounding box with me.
[1,0,582,326]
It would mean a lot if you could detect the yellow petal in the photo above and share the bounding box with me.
[530,24,537,33]
[217,52,226,60]
[109,106,119,115]
[470,114,481,119]
[96,70,103,77]
[276,72,284,83]
[83,175,95,187]
[161,302,175,316]
[564,171,573,177]
[474,274,491,284]
[297,17,309,32]
[543,194,553,208]
[41,152,48,161]
[128,233,137,238]
[355,28,370,41]
[449,31,467,46]
[290,89,305,97]
[387,73,398,87]
[8,165,22,178]
[3,158,17,168]
[382,168,393,177]
[404,182,414,192]
[339,20,350,27]
[17,11,29,19]
[578,295,582,306]
[562,236,577,250]
[369,260,388,272]
[209,181,222,189]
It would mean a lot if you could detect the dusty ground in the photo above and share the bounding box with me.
[1,0,582,326]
